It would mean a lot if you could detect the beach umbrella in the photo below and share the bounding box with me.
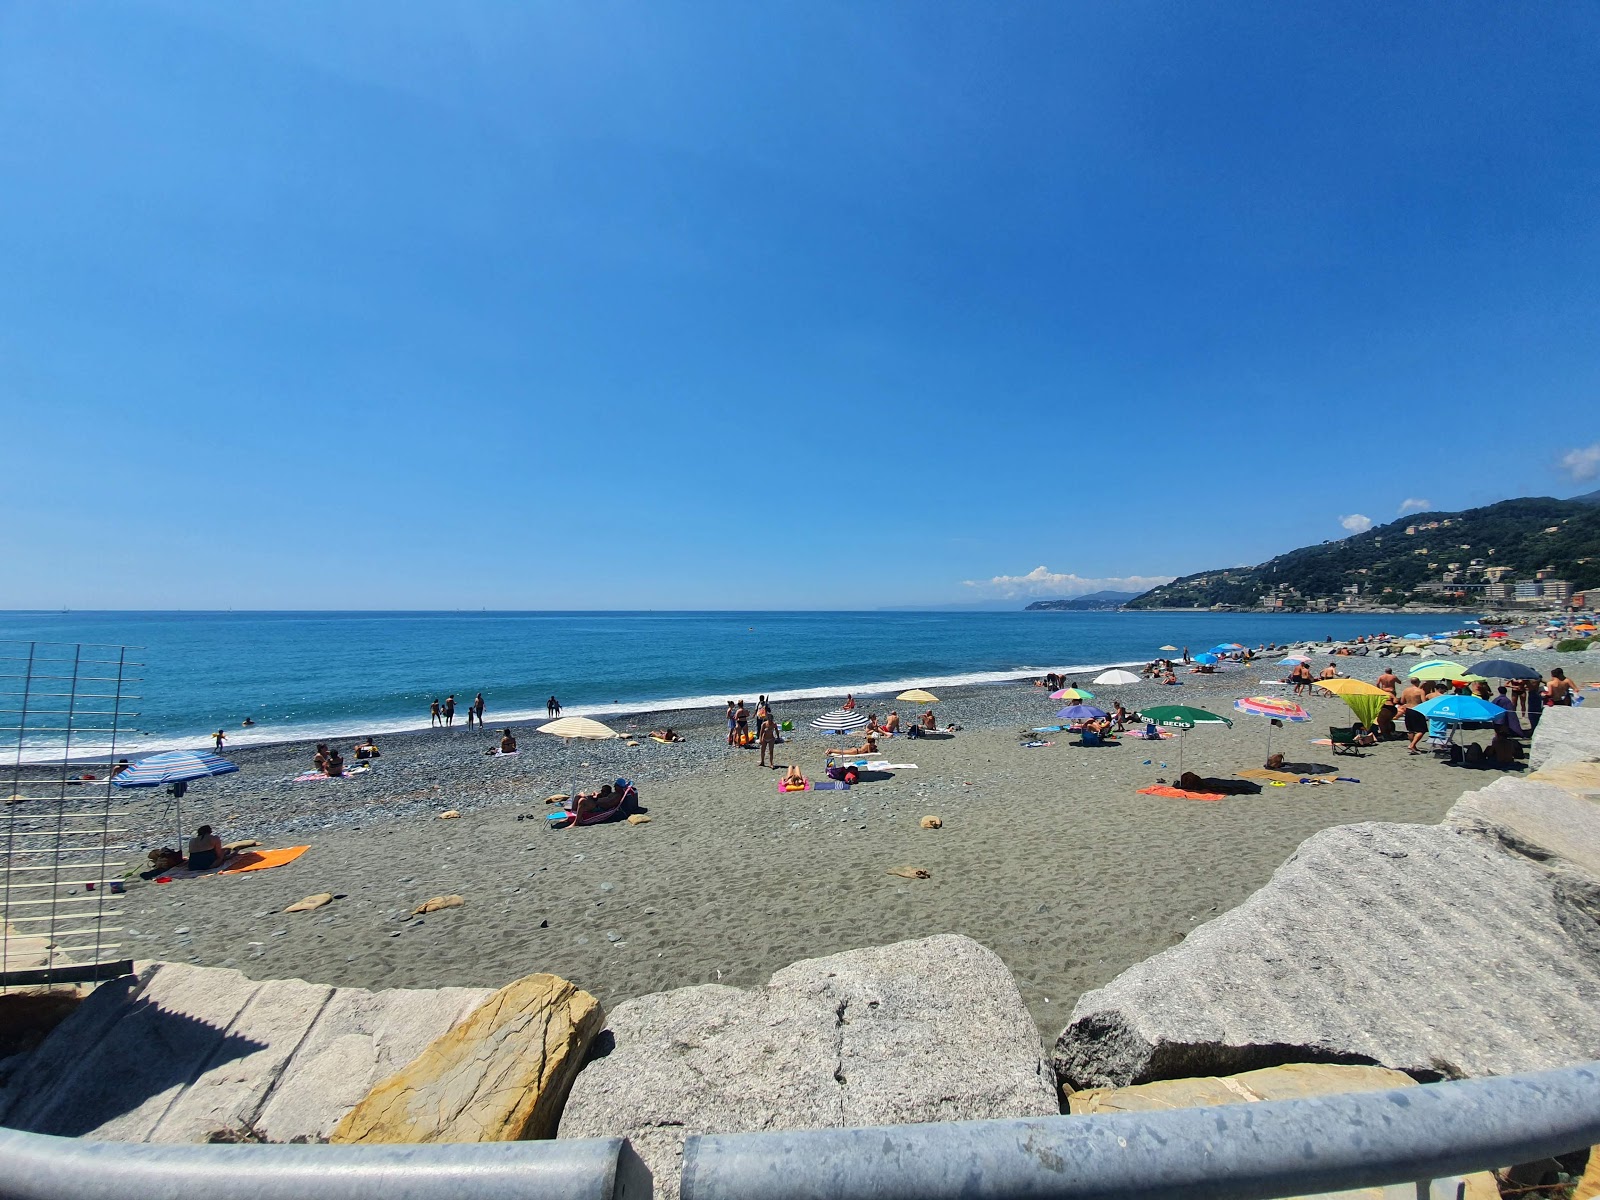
[1192,653,1219,665]
[1159,645,1179,652]
[1093,669,1140,686]
[1413,662,1468,682]
[1412,695,1503,725]
[1056,705,1108,721]
[538,716,620,804]
[1213,643,1247,652]
[1277,656,1309,666]
[1050,688,1095,701]
[1233,695,1310,760]
[1401,632,1426,640]
[1341,692,1387,730]
[896,689,939,704]
[113,749,240,847]
[811,708,870,732]
[1466,659,1539,679]
[1313,679,1386,697]
[1141,705,1232,774]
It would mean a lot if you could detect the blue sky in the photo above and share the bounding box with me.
[2,2,1597,609]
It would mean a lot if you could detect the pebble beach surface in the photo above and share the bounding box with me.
[104,648,1593,1044]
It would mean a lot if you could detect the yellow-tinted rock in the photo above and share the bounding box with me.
[1067,1063,1497,1200]
[412,895,464,916]
[283,893,333,913]
[438,809,461,820]
[330,973,602,1143]
[1575,1149,1600,1200]
[626,814,652,825]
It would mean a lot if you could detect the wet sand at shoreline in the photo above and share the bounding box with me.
[106,650,1591,1043]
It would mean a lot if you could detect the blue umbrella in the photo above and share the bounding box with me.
[1056,705,1108,721]
[1412,695,1503,725]
[111,750,238,788]
[113,749,239,847]
[1277,656,1308,666]
[1401,632,1426,639]
[1192,653,1219,665]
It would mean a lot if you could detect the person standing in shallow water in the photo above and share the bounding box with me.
[430,698,442,728]
[547,695,561,718]
[443,695,456,728]
[474,692,486,726]
[212,729,226,752]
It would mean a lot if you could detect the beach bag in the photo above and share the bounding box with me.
[826,764,859,784]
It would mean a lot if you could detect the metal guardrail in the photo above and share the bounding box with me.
[0,1063,1596,1200]
[0,1132,651,1200]
[681,1063,1600,1200]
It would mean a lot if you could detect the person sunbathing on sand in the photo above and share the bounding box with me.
[500,729,518,753]
[920,709,936,730]
[882,711,900,734]
[827,734,878,756]
[355,737,380,760]
[650,727,682,741]
[1163,671,1179,685]
[186,824,233,871]
[783,764,807,789]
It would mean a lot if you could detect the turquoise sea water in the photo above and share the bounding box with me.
[0,610,1473,757]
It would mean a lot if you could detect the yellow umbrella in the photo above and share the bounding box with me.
[1313,679,1386,697]
[897,689,939,703]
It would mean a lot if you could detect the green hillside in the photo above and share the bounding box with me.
[1126,496,1600,610]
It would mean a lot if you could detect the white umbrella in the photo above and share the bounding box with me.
[811,708,869,732]
[538,716,619,802]
[1093,669,1140,686]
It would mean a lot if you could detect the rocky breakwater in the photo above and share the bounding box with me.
[558,933,1060,1199]
[1053,708,1600,1092]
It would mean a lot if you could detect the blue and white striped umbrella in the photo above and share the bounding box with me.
[811,708,870,732]
[111,749,239,788]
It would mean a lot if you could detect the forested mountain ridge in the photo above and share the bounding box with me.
[1125,495,1600,609]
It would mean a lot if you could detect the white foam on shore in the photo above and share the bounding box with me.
[13,659,1145,763]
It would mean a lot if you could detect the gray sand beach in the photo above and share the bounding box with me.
[99,650,1591,1043]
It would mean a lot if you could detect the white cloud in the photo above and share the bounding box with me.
[1339,514,1373,534]
[1561,443,1600,482]
[1398,498,1431,514]
[962,566,1174,599]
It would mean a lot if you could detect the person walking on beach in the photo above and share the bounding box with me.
[1401,677,1428,754]
[444,695,456,728]
[212,729,226,752]
[547,695,561,718]
[474,692,486,726]
[430,699,442,728]
[1182,647,1190,664]
[758,713,778,767]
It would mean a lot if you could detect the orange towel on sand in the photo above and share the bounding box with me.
[219,845,310,874]
[1137,785,1225,802]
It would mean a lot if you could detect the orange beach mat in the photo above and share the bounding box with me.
[219,845,310,874]
[1137,785,1225,802]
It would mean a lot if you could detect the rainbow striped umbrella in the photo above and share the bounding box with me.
[1050,688,1095,701]
[1234,696,1311,721]
[1234,695,1310,759]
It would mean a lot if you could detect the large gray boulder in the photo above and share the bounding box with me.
[1448,776,1600,881]
[1528,705,1600,772]
[0,962,490,1142]
[559,934,1057,1198]
[1052,821,1600,1091]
